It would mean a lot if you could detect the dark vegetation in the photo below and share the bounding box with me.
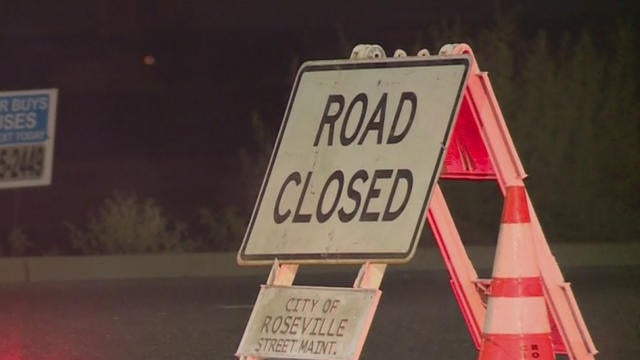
[0,4,637,255]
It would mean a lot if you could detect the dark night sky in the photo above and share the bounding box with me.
[0,0,637,253]
[1,1,636,156]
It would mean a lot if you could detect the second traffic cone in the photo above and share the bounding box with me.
[478,186,554,360]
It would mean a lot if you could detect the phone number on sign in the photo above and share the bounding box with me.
[0,145,44,180]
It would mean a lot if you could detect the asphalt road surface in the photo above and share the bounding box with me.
[0,265,638,359]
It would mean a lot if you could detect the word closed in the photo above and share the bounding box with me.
[274,169,412,224]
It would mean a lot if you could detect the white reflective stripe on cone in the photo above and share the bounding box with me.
[491,224,539,278]
[483,296,551,334]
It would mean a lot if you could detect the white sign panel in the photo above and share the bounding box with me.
[239,56,469,264]
[0,89,58,189]
[237,285,380,360]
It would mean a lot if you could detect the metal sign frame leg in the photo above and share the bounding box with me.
[427,184,486,348]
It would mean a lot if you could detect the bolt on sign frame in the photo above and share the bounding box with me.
[236,43,597,360]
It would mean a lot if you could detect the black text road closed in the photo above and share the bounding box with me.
[239,56,470,264]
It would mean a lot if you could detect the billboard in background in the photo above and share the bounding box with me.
[0,89,58,189]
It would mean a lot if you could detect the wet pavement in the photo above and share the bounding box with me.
[0,265,638,359]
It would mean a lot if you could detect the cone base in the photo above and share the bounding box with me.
[478,333,554,360]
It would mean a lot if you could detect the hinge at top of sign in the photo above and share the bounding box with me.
[350,44,434,60]
[350,44,386,59]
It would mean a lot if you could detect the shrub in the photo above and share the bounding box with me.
[66,191,193,254]
[8,228,31,256]
[198,207,247,251]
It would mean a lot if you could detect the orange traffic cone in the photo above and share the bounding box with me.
[478,186,554,360]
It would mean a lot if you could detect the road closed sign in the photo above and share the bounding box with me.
[239,56,470,264]
[0,89,57,189]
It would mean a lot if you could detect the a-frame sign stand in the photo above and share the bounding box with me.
[236,43,597,360]
[431,43,597,359]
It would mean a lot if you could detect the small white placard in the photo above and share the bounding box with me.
[237,285,380,360]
